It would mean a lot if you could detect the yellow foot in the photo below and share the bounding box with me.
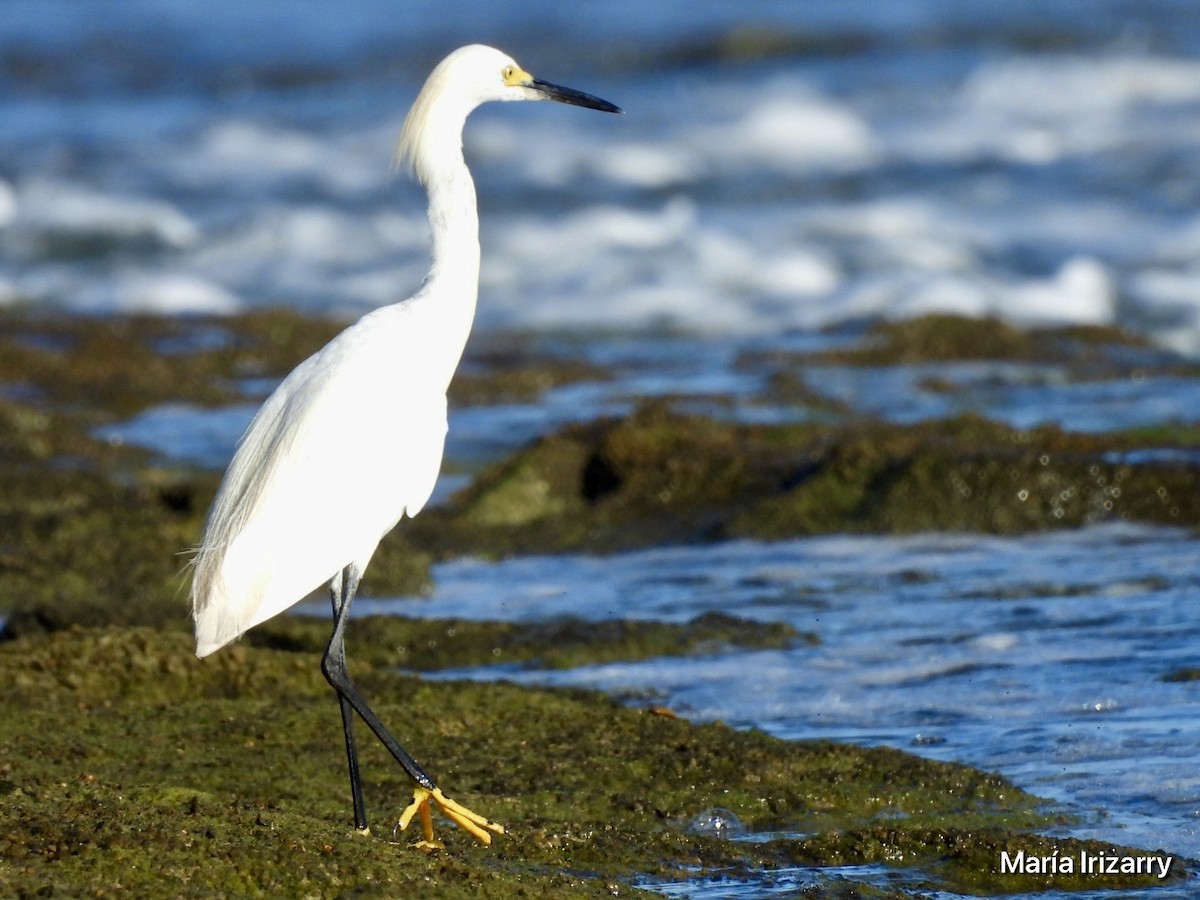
[395,786,505,848]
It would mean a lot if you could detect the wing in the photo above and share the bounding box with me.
[192,307,449,656]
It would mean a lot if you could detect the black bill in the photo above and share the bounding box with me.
[530,79,623,114]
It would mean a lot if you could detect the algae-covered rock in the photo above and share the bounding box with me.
[2,627,1180,896]
[0,307,608,425]
[766,313,1185,371]
[248,610,813,672]
[410,403,816,555]
[449,332,611,407]
[0,307,345,420]
[1,310,1196,895]
[732,416,1200,538]
[414,405,1200,556]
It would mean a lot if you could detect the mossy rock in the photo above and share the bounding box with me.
[415,406,1200,556]
[248,610,812,672]
[0,627,1182,896]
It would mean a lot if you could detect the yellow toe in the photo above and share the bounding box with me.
[393,786,504,848]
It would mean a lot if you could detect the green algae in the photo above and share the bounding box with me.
[248,611,812,673]
[0,307,608,427]
[766,313,1187,372]
[4,627,1180,897]
[750,314,1200,412]
[0,308,344,421]
[409,404,814,555]
[730,415,1200,538]
[3,308,1198,633]
[4,308,1198,582]
[411,405,1200,558]
[448,332,611,408]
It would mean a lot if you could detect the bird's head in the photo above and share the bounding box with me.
[397,45,621,180]
[437,44,622,113]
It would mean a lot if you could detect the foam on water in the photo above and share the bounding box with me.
[9,178,198,250]
[5,11,1200,349]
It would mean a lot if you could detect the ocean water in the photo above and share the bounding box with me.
[368,525,1200,869]
[5,1,1200,348]
[325,523,1199,900]
[8,2,1200,895]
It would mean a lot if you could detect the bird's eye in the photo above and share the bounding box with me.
[502,65,515,82]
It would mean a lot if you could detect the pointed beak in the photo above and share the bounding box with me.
[528,78,623,114]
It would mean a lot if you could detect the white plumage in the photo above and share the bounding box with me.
[192,301,453,655]
[192,44,612,654]
[186,45,619,845]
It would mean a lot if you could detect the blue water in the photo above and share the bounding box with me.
[349,526,1200,870]
[10,2,1200,895]
[6,1,1200,347]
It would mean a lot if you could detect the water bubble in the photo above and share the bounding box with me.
[687,807,744,838]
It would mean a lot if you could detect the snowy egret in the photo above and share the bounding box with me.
[189,45,620,847]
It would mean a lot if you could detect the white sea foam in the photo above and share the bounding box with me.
[593,142,704,189]
[1129,266,1200,353]
[168,120,389,197]
[79,272,241,314]
[903,54,1200,166]
[130,273,240,314]
[707,89,879,174]
[182,204,430,312]
[962,54,1200,118]
[11,177,198,248]
[5,39,1199,353]
[0,179,16,227]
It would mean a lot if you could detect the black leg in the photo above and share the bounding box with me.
[321,564,437,830]
[329,569,368,830]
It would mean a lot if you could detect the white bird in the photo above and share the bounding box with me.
[189,44,620,847]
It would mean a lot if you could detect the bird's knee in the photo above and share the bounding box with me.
[321,653,353,692]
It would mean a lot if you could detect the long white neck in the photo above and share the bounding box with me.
[397,88,483,384]
[424,161,480,318]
